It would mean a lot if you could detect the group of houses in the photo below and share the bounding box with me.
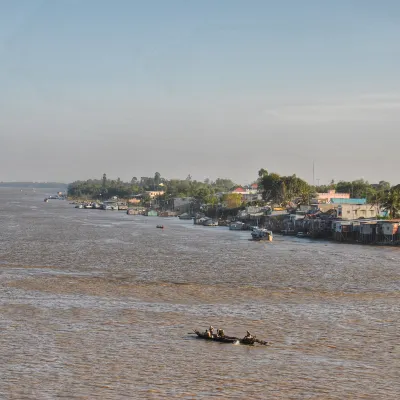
[274,189,399,245]
[126,183,262,211]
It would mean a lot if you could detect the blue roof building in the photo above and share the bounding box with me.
[330,198,367,205]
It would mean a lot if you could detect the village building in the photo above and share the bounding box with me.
[315,189,350,204]
[146,190,165,199]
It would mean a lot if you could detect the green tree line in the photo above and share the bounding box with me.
[68,170,400,218]
[67,172,237,205]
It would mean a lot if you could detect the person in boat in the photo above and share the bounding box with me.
[217,328,225,337]
[244,330,253,339]
[204,326,214,338]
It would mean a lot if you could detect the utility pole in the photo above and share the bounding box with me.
[313,161,315,186]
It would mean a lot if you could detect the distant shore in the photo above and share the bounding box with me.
[0,182,67,189]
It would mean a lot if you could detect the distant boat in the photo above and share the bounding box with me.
[251,228,273,242]
[178,213,192,220]
[229,221,246,231]
[203,218,218,227]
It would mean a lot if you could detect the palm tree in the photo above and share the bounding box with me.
[382,185,400,218]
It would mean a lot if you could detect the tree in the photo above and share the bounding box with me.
[258,168,268,178]
[382,185,400,218]
[102,173,107,189]
[154,172,161,187]
[212,178,236,192]
[222,193,243,209]
[194,186,212,204]
[258,170,314,206]
[131,177,138,185]
[259,172,282,203]
[336,179,377,202]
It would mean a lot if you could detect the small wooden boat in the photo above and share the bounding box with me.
[192,330,268,346]
[156,225,164,229]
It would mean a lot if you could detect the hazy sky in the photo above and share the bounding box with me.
[1,0,400,185]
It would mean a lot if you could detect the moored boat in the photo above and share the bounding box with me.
[178,213,192,220]
[229,221,246,230]
[203,218,218,227]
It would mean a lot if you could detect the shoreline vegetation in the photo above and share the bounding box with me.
[66,170,400,220]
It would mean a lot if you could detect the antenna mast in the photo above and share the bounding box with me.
[313,160,315,186]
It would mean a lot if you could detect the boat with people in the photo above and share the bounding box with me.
[251,228,273,241]
[192,327,268,346]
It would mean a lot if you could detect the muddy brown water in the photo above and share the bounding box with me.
[0,188,398,399]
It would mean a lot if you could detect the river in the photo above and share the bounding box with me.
[0,188,398,399]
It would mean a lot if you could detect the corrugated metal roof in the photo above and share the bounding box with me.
[330,198,367,205]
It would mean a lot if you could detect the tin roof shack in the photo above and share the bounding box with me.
[360,221,378,243]
[173,197,194,214]
[283,214,303,235]
[376,220,400,244]
[159,211,178,217]
[127,208,145,215]
[333,220,354,242]
[145,210,158,216]
[308,218,332,238]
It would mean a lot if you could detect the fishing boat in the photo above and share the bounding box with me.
[156,225,164,229]
[251,228,273,241]
[192,330,268,346]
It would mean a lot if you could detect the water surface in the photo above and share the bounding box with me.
[0,188,398,399]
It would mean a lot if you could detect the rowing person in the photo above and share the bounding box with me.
[244,330,253,339]
[217,328,225,337]
[209,326,215,337]
[204,326,214,338]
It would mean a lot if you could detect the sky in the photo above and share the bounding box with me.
[1,0,400,185]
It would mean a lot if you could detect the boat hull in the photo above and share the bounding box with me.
[193,330,256,345]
